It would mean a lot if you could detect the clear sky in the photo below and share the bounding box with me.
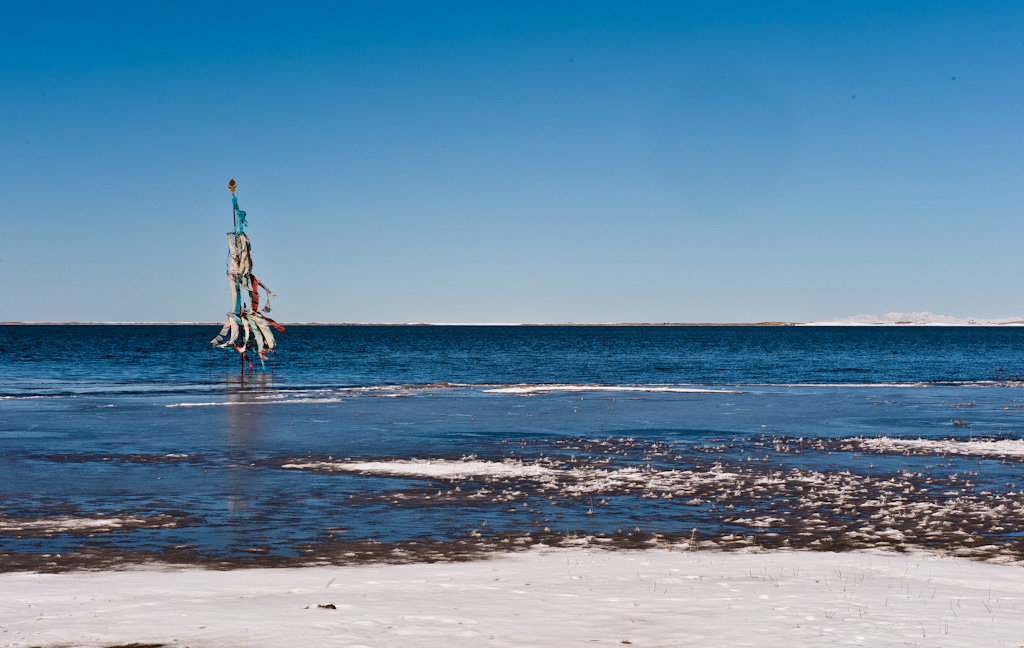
[2,1,1022,323]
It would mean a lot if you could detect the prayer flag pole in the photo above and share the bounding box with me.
[210,178,285,376]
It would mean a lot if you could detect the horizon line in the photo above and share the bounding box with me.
[0,320,797,326]
[5,320,1024,327]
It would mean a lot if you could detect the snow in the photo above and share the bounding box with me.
[857,436,1024,458]
[282,458,558,480]
[278,450,1024,561]
[804,312,1024,326]
[166,397,343,407]
[279,458,746,493]
[0,516,145,533]
[3,547,1023,647]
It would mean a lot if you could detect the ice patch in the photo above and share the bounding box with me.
[282,458,557,480]
[858,436,1024,458]
[166,397,343,408]
[0,515,146,533]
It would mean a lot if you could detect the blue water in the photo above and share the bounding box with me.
[2,325,1024,569]
[3,324,1024,396]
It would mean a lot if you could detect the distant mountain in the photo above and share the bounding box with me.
[806,311,1024,326]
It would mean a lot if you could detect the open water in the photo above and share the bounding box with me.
[2,324,1024,569]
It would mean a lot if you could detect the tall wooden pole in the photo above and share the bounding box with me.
[229,178,243,379]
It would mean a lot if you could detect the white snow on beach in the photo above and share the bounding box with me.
[3,547,1023,647]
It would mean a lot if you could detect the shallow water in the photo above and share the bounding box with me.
[2,326,1024,569]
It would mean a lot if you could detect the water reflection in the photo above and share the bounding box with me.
[221,375,271,547]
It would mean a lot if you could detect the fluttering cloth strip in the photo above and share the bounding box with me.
[210,191,284,367]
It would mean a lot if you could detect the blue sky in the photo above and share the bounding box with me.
[2,1,1022,323]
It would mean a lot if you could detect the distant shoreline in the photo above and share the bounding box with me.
[0,321,794,326]
[4,321,1024,327]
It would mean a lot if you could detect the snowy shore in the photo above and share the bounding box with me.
[3,547,1023,647]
